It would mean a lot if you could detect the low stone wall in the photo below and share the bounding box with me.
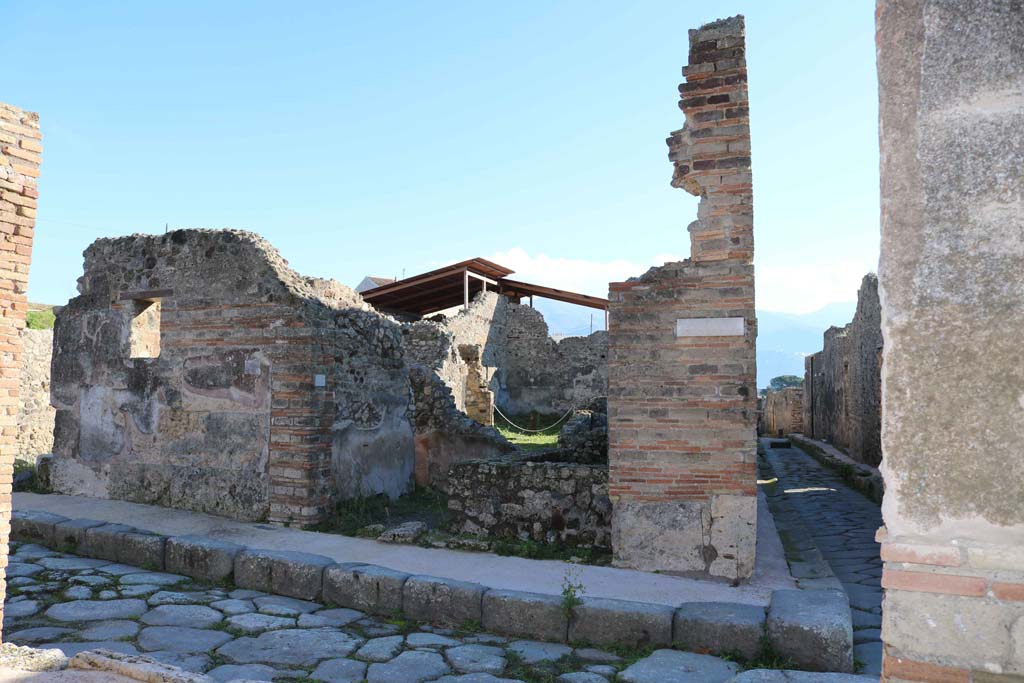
[444,455,611,549]
[802,274,882,467]
[761,387,803,437]
[15,327,55,460]
[409,365,515,488]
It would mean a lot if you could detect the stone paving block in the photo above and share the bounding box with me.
[766,589,853,673]
[118,531,167,570]
[618,649,739,683]
[568,597,673,647]
[53,518,105,550]
[323,563,408,615]
[11,510,68,545]
[727,671,879,682]
[165,535,244,582]
[234,548,333,600]
[673,601,766,660]
[482,589,568,642]
[403,575,485,626]
[83,523,137,562]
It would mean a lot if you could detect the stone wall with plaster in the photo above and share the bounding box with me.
[803,274,882,466]
[445,455,611,549]
[0,100,41,642]
[49,229,415,526]
[876,2,1024,680]
[761,386,803,437]
[607,15,757,581]
[15,328,54,459]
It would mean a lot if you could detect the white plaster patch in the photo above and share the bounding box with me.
[675,317,745,337]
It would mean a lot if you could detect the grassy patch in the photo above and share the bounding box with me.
[26,306,55,330]
[494,411,563,452]
[492,538,609,565]
[313,485,450,537]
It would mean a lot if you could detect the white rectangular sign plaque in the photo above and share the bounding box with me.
[675,316,745,337]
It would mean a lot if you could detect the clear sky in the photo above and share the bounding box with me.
[7,1,880,333]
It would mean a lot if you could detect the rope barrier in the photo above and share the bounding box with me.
[492,395,607,434]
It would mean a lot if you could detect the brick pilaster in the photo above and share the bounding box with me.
[0,102,41,643]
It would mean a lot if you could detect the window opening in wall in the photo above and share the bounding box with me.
[129,299,161,358]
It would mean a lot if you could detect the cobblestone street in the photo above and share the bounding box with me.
[761,440,883,676]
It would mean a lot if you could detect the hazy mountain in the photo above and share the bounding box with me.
[756,302,857,388]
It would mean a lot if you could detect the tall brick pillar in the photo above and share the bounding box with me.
[0,103,41,641]
[607,15,757,580]
[876,2,1024,680]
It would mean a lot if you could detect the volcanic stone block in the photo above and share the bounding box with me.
[164,535,244,582]
[568,597,674,647]
[83,524,137,562]
[674,601,766,660]
[53,519,105,551]
[402,575,485,626]
[481,589,567,642]
[322,563,408,615]
[766,590,852,673]
[234,549,334,601]
[11,510,67,545]
[117,531,166,571]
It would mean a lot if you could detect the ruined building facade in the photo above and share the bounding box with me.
[761,386,803,437]
[803,274,882,466]
[49,230,417,527]
[607,15,757,580]
[0,102,41,641]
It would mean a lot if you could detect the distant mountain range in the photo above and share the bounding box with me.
[755,302,857,389]
[540,298,858,390]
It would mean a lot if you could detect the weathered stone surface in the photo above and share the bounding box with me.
[11,510,67,545]
[355,635,404,662]
[378,521,427,544]
[38,556,110,571]
[53,519,105,550]
[506,640,572,664]
[147,590,208,605]
[207,663,283,682]
[557,673,607,683]
[68,650,205,682]
[211,598,255,615]
[311,658,369,683]
[727,672,879,682]
[7,627,75,643]
[3,600,41,618]
[165,535,243,582]
[323,563,408,615]
[46,599,148,622]
[63,585,94,600]
[226,612,295,633]
[118,532,167,570]
[434,676,526,683]
[366,650,450,683]
[79,620,141,641]
[217,628,362,666]
[446,644,506,674]
[766,590,852,673]
[482,590,567,642]
[673,601,765,660]
[121,572,189,586]
[253,594,322,616]
[568,597,674,647]
[6,562,43,577]
[297,608,363,628]
[81,524,137,562]
[618,649,739,683]
[50,641,140,658]
[141,604,224,628]
[403,575,484,626]
[145,651,212,673]
[137,626,233,653]
[234,549,333,601]
[405,632,461,648]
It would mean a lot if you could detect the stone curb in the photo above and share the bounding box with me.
[9,510,853,672]
[788,434,884,504]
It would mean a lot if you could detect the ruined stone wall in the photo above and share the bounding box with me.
[0,101,41,642]
[762,386,803,437]
[445,456,611,549]
[15,328,54,459]
[408,364,514,488]
[608,15,757,580]
[877,2,1024,679]
[405,291,608,418]
[50,230,414,526]
[802,274,881,466]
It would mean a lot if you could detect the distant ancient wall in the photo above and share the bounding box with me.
[803,274,881,466]
[15,328,54,459]
[50,229,415,526]
[762,386,803,437]
[405,291,608,418]
[445,455,611,549]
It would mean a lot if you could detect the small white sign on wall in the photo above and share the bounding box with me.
[675,317,745,337]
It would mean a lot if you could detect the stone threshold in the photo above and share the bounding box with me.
[11,508,855,673]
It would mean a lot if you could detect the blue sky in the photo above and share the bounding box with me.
[7,1,879,334]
